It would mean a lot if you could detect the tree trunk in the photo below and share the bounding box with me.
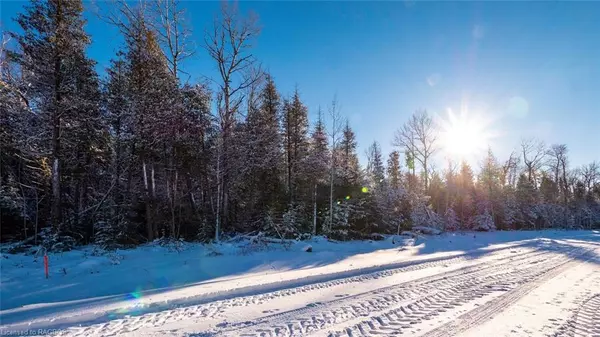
[143,161,154,241]
[51,0,63,231]
[34,189,39,245]
[215,137,221,242]
[313,184,317,236]
[329,159,334,233]
[424,155,428,190]
[287,112,292,204]
[561,161,568,204]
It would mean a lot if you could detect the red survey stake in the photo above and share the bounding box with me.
[44,254,49,279]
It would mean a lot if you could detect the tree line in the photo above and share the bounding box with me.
[1,0,599,251]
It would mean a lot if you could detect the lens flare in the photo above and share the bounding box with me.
[438,106,496,160]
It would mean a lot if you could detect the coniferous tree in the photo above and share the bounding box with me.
[11,0,105,246]
[283,89,309,206]
[326,121,365,237]
[113,6,180,241]
[516,173,537,228]
[456,161,475,228]
[366,141,385,188]
[240,74,285,229]
[478,148,501,226]
[1,36,43,241]
[387,151,402,190]
[306,108,330,235]
[337,121,361,192]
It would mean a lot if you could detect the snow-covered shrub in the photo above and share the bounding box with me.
[370,233,385,241]
[444,207,459,231]
[93,209,141,250]
[280,205,303,239]
[196,218,214,243]
[155,236,186,253]
[321,197,372,240]
[297,232,312,241]
[94,220,120,251]
[260,207,304,240]
[471,209,496,231]
[205,243,223,257]
[410,197,444,230]
[322,202,350,240]
[39,228,76,252]
[412,226,442,235]
[533,203,569,229]
[107,251,124,265]
[237,232,270,255]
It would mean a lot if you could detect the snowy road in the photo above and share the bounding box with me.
[205,244,599,337]
[56,236,600,336]
[2,233,599,337]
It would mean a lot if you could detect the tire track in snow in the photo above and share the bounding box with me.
[424,249,594,337]
[553,294,600,337]
[213,247,587,337]
[56,245,545,337]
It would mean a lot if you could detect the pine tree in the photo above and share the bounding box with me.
[366,141,385,187]
[516,173,537,228]
[283,89,309,206]
[178,83,212,237]
[0,39,42,241]
[387,151,402,190]
[478,148,501,227]
[306,108,330,235]
[64,48,108,239]
[540,173,559,203]
[428,171,445,215]
[105,56,131,208]
[119,8,180,241]
[456,161,475,227]
[12,0,105,244]
[502,186,520,230]
[239,74,285,227]
[337,121,361,191]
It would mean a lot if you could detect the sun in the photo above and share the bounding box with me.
[438,108,492,159]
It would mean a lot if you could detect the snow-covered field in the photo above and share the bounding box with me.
[1,230,599,337]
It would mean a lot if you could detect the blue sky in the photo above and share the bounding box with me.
[2,1,599,170]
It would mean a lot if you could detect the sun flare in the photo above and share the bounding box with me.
[439,108,492,159]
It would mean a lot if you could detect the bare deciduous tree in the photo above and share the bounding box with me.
[150,0,194,79]
[394,109,438,190]
[102,0,149,40]
[204,1,261,241]
[501,151,520,187]
[546,144,569,203]
[327,96,343,233]
[581,161,599,192]
[521,138,546,186]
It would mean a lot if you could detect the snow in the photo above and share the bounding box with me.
[1,230,599,337]
[412,226,442,235]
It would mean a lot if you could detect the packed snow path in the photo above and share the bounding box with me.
[1,232,599,337]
